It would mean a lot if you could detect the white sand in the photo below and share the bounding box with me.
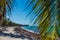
[3,27,15,34]
[0,36,29,40]
[0,26,29,40]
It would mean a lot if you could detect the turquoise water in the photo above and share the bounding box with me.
[22,26,40,34]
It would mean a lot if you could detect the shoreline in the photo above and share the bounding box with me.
[0,26,40,40]
[0,26,30,40]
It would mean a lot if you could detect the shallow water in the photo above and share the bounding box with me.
[21,26,40,34]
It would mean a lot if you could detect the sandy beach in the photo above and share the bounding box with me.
[0,26,30,40]
[0,36,29,40]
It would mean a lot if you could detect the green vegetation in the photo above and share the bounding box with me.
[0,0,60,40]
[1,18,22,26]
[26,0,60,40]
[0,0,15,26]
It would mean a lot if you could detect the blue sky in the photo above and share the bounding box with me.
[7,0,31,25]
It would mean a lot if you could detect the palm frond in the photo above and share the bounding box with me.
[0,0,15,25]
[26,0,60,40]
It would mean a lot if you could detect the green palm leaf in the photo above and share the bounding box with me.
[26,0,60,40]
[0,0,15,25]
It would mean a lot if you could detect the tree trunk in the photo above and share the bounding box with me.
[0,14,4,26]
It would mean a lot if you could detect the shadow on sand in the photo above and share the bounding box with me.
[0,31,26,39]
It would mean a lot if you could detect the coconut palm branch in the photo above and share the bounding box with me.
[26,0,60,40]
[0,0,15,25]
